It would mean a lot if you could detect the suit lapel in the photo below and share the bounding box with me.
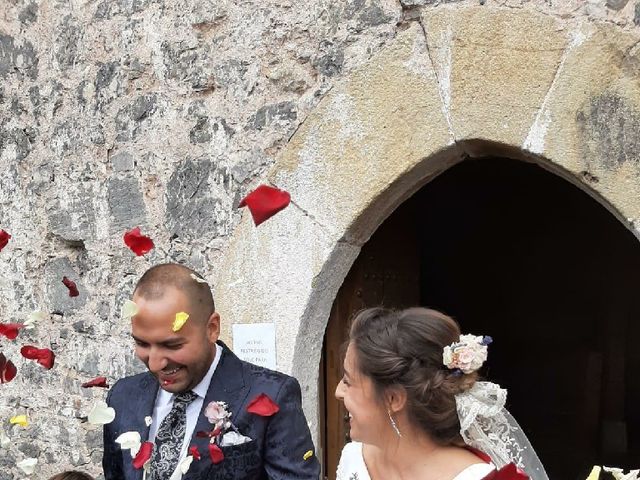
[123,372,159,480]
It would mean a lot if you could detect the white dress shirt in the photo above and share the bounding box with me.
[148,344,222,474]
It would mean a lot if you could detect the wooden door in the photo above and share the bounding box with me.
[319,207,420,480]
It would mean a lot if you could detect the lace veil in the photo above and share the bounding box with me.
[456,381,549,480]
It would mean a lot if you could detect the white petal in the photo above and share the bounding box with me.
[16,457,38,474]
[121,300,139,320]
[115,431,141,453]
[220,431,252,447]
[144,416,153,427]
[190,273,208,284]
[169,456,194,480]
[88,401,116,425]
[0,430,10,448]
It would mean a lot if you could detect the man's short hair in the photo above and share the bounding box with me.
[134,263,215,318]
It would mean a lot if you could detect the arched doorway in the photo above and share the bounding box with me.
[321,157,640,479]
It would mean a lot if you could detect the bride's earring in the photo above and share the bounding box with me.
[388,410,402,438]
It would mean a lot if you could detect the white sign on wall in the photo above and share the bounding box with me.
[232,323,277,370]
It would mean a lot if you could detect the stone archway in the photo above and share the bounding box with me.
[214,5,640,445]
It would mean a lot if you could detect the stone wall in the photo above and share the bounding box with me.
[0,0,639,478]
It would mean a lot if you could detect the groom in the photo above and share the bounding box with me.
[103,263,320,480]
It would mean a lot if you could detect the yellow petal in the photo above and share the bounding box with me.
[121,300,139,321]
[9,415,28,427]
[586,466,601,480]
[303,450,313,461]
[172,312,189,332]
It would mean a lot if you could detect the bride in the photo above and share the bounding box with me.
[335,307,548,480]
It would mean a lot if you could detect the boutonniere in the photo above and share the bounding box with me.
[195,401,252,465]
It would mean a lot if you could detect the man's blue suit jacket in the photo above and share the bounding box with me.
[103,343,320,479]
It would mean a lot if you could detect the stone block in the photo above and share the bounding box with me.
[48,183,97,241]
[45,258,86,314]
[422,6,568,148]
[0,34,38,79]
[110,151,135,172]
[107,177,147,231]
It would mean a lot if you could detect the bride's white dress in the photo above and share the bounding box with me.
[336,442,495,480]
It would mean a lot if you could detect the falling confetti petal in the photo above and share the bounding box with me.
[0,353,17,384]
[121,300,139,321]
[303,450,313,461]
[0,230,11,252]
[208,443,224,464]
[62,277,80,297]
[123,227,154,256]
[144,416,152,427]
[81,376,109,388]
[172,312,189,332]
[20,346,55,369]
[132,442,153,469]
[190,273,207,284]
[0,323,26,340]
[585,467,601,480]
[239,185,291,226]
[188,445,201,461]
[16,457,38,475]
[88,401,116,425]
[246,393,280,416]
[116,431,142,457]
[24,311,46,330]
[10,415,28,427]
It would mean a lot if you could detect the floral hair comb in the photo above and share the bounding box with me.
[443,334,492,374]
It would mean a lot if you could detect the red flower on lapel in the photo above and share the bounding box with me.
[482,463,529,480]
[189,445,201,461]
[239,185,291,226]
[0,353,17,383]
[123,227,154,256]
[20,346,55,369]
[132,441,154,469]
[208,444,224,464]
[0,229,11,251]
[0,323,25,340]
[81,376,109,388]
[246,393,280,416]
[62,276,80,297]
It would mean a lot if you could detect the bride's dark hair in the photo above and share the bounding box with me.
[348,307,478,445]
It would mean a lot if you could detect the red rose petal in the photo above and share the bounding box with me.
[246,393,280,417]
[20,346,55,370]
[0,323,26,340]
[62,276,80,297]
[0,230,11,252]
[132,441,154,469]
[81,376,109,388]
[238,185,291,226]
[208,443,224,464]
[123,227,154,256]
[0,353,17,384]
[189,445,201,461]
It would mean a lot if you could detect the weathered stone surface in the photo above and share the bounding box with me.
[422,6,567,148]
[107,177,147,231]
[0,34,38,79]
[110,151,135,172]
[165,158,232,239]
[48,184,97,241]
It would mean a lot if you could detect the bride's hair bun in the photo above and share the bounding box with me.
[348,307,478,445]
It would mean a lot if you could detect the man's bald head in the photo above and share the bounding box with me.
[133,263,215,321]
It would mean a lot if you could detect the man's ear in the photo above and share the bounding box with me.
[385,386,407,414]
[206,312,221,342]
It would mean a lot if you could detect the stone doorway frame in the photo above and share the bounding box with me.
[215,6,640,445]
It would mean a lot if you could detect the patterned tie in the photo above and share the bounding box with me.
[150,390,198,480]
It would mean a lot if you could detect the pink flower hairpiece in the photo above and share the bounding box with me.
[443,334,492,374]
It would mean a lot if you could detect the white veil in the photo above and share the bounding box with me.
[456,381,550,480]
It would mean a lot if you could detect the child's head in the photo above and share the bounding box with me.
[47,472,94,480]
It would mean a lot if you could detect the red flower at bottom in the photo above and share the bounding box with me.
[208,444,224,464]
[133,442,154,469]
[20,346,55,369]
[0,353,17,383]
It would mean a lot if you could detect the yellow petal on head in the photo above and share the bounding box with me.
[303,450,313,461]
[16,457,38,475]
[121,300,139,321]
[586,466,601,480]
[172,312,189,332]
[9,415,28,427]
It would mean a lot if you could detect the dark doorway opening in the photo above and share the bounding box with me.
[321,157,640,480]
